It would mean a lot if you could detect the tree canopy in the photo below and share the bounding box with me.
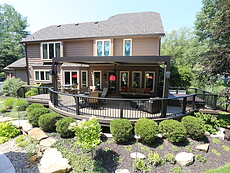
[0,4,29,71]
[195,0,230,78]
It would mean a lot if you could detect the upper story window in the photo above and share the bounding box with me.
[96,40,110,56]
[123,39,132,56]
[42,42,61,59]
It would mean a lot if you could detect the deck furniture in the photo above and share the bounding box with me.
[87,91,99,109]
[80,87,89,94]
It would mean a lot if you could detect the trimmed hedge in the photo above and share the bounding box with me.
[159,119,186,143]
[181,116,205,140]
[56,117,75,138]
[28,107,50,126]
[218,112,230,127]
[38,113,62,132]
[110,119,133,144]
[134,118,158,143]
[26,103,45,114]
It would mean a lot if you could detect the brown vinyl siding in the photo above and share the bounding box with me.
[114,39,123,56]
[15,69,27,83]
[64,40,93,57]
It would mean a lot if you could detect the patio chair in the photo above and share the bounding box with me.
[71,84,79,94]
[99,88,108,105]
[87,91,99,109]
[80,87,89,94]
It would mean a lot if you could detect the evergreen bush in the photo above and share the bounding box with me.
[26,103,44,114]
[134,118,158,143]
[38,112,61,132]
[28,107,49,126]
[110,119,133,144]
[159,119,186,143]
[13,98,29,111]
[218,112,230,127]
[56,117,75,138]
[2,78,24,96]
[181,116,205,140]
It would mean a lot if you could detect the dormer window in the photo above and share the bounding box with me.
[123,39,132,56]
[42,42,61,59]
[96,40,110,56]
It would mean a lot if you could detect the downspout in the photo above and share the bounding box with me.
[24,44,30,85]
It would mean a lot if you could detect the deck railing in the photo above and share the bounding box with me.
[17,86,218,119]
[17,86,50,98]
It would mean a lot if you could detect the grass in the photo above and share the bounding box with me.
[222,145,230,152]
[124,145,132,151]
[172,146,179,152]
[185,146,193,153]
[141,146,150,152]
[212,138,221,144]
[205,163,230,173]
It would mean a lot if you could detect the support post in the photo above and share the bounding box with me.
[75,96,80,115]
[213,94,217,110]
[120,101,123,118]
[182,97,187,114]
[161,61,170,118]
[52,62,58,106]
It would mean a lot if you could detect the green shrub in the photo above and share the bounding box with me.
[3,97,16,109]
[0,103,7,113]
[110,119,133,144]
[181,116,205,140]
[133,158,152,173]
[0,122,19,144]
[159,119,186,143]
[218,112,230,127]
[72,118,102,153]
[26,103,45,114]
[164,152,176,164]
[148,151,164,166]
[2,78,24,96]
[12,98,29,111]
[25,90,37,97]
[56,117,75,138]
[134,118,158,144]
[195,154,207,163]
[38,113,61,132]
[28,107,50,126]
[195,112,220,129]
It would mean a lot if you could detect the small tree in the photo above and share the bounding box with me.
[72,117,101,157]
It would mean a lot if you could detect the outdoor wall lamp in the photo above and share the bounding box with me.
[166,71,171,79]
[103,74,106,79]
[49,70,55,75]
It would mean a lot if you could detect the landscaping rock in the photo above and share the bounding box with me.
[102,133,112,138]
[196,144,209,152]
[130,152,146,159]
[0,116,14,123]
[175,152,194,166]
[204,131,210,136]
[217,127,225,133]
[210,131,225,140]
[115,169,130,173]
[40,137,57,152]
[40,148,71,173]
[28,128,48,141]
[156,133,163,138]
[12,120,33,132]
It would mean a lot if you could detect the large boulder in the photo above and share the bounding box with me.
[175,152,194,166]
[40,137,57,152]
[28,128,48,141]
[130,152,146,159]
[12,120,33,133]
[40,148,71,173]
[196,144,209,153]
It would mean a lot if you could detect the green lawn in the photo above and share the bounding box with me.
[205,163,230,173]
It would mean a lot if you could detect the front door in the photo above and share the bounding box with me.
[108,71,116,94]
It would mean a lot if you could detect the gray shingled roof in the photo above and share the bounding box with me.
[3,58,26,70]
[21,11,164,43]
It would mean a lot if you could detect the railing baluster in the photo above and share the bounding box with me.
[120,100,123,118]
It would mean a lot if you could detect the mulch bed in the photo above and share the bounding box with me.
[95,128,230,173]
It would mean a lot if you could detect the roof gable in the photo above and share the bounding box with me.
[21,12,164,43]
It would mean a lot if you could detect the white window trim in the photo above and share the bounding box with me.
[34,70,50,81]
[62,70,79,86]
[81,70,88,87]
[93,71,101,89]
[41,42,62,60]
[145,71,155,92]
[123,39,132,56]
[96,39,111,56]
[120,71,129,90]
[132,71,142,88]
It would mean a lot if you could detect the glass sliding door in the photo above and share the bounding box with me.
[64,71,78,85]
[145,71,155,91]
[132,71,142,88]
[93,71,101,90]
[120,71,129,90]
[81,71,88,87]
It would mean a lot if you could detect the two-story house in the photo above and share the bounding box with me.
[20,11,170,97]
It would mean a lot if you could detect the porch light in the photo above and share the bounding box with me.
[103,74,106,79]
[49,70,55,75]
[166,71,171,79]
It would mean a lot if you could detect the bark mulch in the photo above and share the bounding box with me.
[95,128,230,173]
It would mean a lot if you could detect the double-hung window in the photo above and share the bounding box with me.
[132,71,142,88]
[96,40,111,56]
[123,39,132,56]
[35,71,50,81]
[42,42,61,59]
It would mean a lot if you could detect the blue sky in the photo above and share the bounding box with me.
[2,0,202,34]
